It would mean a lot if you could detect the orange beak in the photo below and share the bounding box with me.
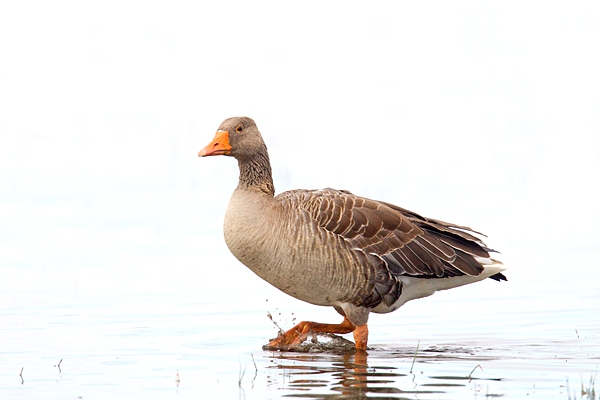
[198,130,232,157]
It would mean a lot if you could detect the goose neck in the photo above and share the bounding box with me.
[236,151,275,196]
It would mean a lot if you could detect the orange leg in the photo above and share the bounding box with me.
[268,317,369,350]
[353,324,369,351]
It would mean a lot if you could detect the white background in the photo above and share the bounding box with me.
[1,1,599,303]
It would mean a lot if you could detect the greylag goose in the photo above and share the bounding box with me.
[199,116,506,351]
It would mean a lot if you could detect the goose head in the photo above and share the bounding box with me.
[198,116,265,160]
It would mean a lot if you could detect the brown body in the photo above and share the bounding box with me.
[199,116,506,350]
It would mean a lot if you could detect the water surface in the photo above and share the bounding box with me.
[1,250,598,399]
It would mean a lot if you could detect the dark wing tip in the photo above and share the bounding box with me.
[488,272,507,282]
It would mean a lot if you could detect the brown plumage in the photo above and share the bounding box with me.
[199,116,506,351]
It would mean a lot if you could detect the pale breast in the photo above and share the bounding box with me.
[223,188,370,307]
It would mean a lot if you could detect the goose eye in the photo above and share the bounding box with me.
[236,125,243,133]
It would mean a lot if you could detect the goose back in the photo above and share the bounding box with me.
[274,188,504,311]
